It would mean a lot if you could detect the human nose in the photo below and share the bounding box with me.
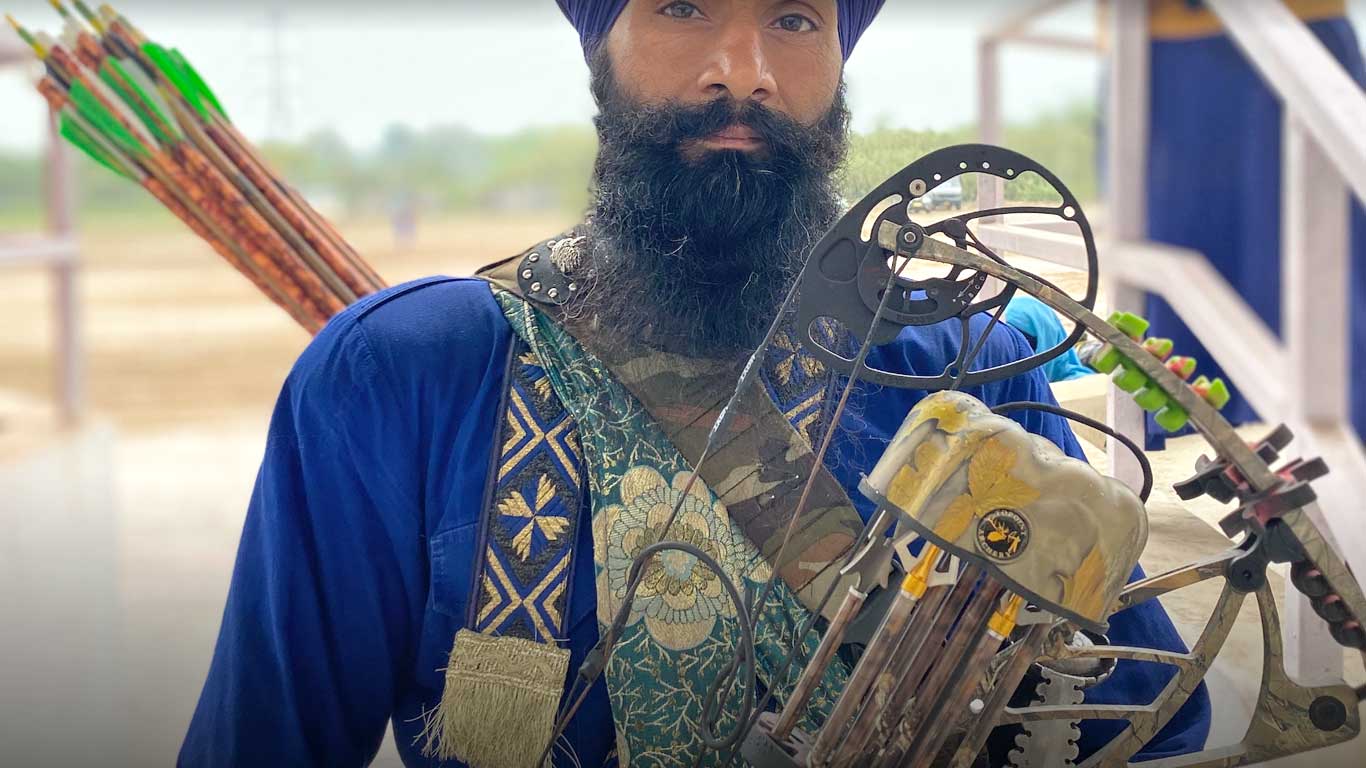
[694,20,777,104]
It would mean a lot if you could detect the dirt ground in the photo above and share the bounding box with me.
[0,212,580,433]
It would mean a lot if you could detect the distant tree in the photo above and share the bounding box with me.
[1004,101,1098,202]
[0,151,43,225]
[474,126,598,213]
[840,100,1098,207]
[0,99,1098,227]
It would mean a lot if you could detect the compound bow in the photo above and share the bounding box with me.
[729,144,1364,768]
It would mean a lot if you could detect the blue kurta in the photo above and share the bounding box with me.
[179,276,1210,767]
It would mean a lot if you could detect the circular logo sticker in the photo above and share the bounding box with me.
[976,509,1030,562]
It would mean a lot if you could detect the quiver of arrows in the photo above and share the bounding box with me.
[8,2,386,334]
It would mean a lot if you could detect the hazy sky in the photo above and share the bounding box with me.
[1,0,1364,152]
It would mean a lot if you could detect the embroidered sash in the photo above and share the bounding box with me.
[496,291,849,766]
[478,244,867,617]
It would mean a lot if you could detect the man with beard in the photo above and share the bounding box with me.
[180,2,1210,766]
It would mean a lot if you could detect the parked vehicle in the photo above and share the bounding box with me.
[918,176,963,211]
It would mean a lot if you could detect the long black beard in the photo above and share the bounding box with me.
[580,57,849,358]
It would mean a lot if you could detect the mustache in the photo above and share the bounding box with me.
[595,95,825,165]
[591,71,848,180]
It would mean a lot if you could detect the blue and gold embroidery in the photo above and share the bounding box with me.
[763,318,854,447]
[473,340,584,642]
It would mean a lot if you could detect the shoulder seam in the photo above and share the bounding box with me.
[351,276,465,323]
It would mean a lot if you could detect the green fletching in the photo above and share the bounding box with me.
[121,60,183,140]
[59,112,133,180]
[141,40,206,119]
[100,58,178,146]
[171,48,228,120]
[68,79,147,160]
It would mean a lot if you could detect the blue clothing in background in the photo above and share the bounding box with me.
[1003,294,1095,382]
[179,277,1209,767]
[1145,17,1366,447]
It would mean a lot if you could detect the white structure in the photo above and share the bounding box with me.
[0,35,81,425]
[973,0,1366,693]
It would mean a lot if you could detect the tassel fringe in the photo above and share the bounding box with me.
[419,629,571,768]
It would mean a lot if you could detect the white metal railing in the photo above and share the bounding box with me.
[1,43,82,426]
[1207,0,1366,688]
[1210,0,1366,206]
[973,0,1366,687]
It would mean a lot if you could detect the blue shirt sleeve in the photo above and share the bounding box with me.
[853,314,1085,459]
[179,287,433,767]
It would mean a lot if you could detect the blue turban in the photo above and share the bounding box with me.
[555,0,885,61]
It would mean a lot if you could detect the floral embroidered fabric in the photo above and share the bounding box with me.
[495,291,849,766]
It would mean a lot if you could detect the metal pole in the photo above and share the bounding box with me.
[45,109,81,427]
[1281,113,1348,684]
[1103,0,1149,494]
[977,37,1004,215]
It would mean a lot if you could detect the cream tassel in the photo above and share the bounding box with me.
[419,629,571,767]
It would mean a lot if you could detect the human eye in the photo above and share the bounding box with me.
[774,13,818,33]
[660,1,703,19]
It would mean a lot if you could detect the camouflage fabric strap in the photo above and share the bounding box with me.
[477,239,866,617]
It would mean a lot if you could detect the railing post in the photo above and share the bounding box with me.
[1283,126,1350,426]
[977,36,1006,303]
[977,37,1004,216]
[1281,113,1348,684]
[44,109,81,427]
[1104,0,1148,495]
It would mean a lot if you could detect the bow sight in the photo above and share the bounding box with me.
[738,145,1365,768]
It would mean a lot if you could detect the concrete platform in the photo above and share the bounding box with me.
[0,413,408,767]
[1,418,124,766]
